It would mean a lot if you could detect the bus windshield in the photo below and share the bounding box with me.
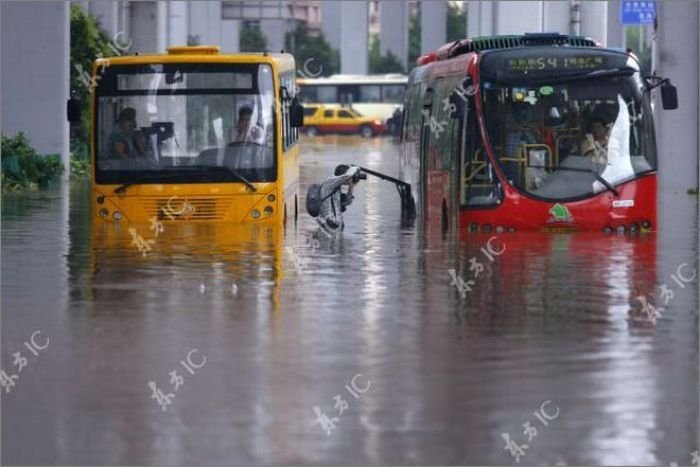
[480,73,657,201]
[95,63,277,185]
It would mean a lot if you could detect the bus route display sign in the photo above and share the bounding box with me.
[480,48,634,83]
[507,56,606,73]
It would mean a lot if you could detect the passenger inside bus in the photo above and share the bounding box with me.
[108,107,147,160]
[579,116,610,164]
[230,106,264,145]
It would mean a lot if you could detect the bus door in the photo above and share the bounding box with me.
[419,87,433,221]
[461,92,501,212]
[447,85,468,232]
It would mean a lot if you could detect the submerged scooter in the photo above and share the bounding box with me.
[306,164,415,234]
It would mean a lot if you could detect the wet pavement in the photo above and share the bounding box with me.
[2,136,698,465]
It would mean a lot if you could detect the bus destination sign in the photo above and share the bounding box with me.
[507,56,606,73]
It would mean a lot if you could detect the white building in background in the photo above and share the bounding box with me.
[80,1,322,55]
[466,0,610,47]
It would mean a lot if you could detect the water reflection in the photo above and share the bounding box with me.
[2,138,697,466]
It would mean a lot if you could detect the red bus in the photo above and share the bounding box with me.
[399,33,677,233]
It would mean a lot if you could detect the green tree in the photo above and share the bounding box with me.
[285,23,339,77]
[369,35,405,74]
[70,5,118,158]
[240,25,268,52]
[625,26,652,75]
[446,2,466,42]
[407,9,421,70]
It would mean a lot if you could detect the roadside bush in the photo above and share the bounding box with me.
[1,133,64,193]
[70,139,90,178]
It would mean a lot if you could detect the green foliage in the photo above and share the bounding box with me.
[70,5,118,169]
[369,35,405,74]
[1,133,64,193]
[285,23,340,77]
[240,26,268,52]
[70,5,115,98]
[70,156,91,179]
[625,26,652,75]
[407,2,466,72]
[69,139,91,179]
[446,2,466,42]
[408,10,421,71]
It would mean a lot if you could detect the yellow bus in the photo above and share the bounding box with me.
[69,46,303,224]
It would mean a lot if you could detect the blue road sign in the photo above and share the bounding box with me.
[621,1,656,25]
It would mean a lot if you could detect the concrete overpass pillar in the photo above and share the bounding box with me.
[380,1,408,68]
[129,1,160,53]
[654,0,699,191]
[542,1,570,34]
[166,1,189,47]
[1,1,70,171]
[322,1,368,74]
[495,1,544,35]
[467,0,496,37]
[606,0,624,48]
[421,0,446,54]
[580,1,608,45]
[188,1,228,48]
[88,1,120,38]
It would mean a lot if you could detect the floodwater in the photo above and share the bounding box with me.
[2,136,698,466]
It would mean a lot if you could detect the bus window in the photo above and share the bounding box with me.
[481,76,653,200]
[338,85,359,105]
[299,84,318,103]
[95,63,277,184]
[337,110,353,118]
[317,85,337,103]
[360,85,381,103]
[323,109,334,118]
[382,85,405,103]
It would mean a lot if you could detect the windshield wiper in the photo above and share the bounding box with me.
[187,165,257,192]
[114,171,190,195]
[531,164,619,197]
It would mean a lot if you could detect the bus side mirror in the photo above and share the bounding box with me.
[67,97,82,123]
[290,97,304,127]
[661,83,678,110]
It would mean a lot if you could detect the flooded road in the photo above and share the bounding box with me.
[2,136,698,465]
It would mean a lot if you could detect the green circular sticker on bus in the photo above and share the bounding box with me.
[540,86,554,96]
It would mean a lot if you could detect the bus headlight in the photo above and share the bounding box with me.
[267,194,276,202]
[251,209,261,219]
[264,206,273,216]
[113,211,123,221]
[99,208,109,218]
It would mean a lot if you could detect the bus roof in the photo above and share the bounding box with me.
[95,46,296,73]
[297,74,408,85]
[417,33,600,65]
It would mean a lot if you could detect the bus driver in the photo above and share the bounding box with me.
[109,107,147,160]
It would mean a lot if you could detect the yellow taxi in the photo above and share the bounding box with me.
[302,104,387,137]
